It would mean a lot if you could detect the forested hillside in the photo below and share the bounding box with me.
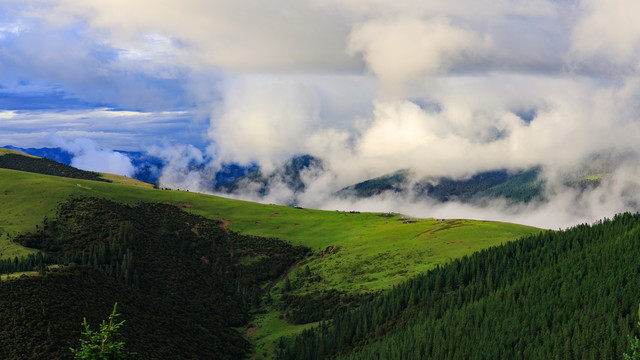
[1,196,308,359]
[337,168,545,204]
[280,213,640,359]
[413,169,538,202]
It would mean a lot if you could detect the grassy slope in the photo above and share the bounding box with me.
[0,148,39,157]
[0,168,541,357]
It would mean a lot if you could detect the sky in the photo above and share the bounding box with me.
[3,0,640,228]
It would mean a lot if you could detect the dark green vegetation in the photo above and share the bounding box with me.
[279,213,640,359]
[0,251,53,275]
[0,151,108,183]
[413,168,543,203]
[337,153,626,206]
[337,167,545,204]
[2,196,307,359]
[1,265,244,359]
[473,167,545,203]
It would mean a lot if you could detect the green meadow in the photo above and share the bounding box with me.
[0,164,541,357]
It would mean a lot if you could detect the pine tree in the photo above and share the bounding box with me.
[70,303,135,360]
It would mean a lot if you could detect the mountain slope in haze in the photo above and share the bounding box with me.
[336,167,545,203]
[280,212,640,359]
[3,145,74,164]
[335,169,411,198]
[4,145,163,184]
[215,155,323,200]
[473,167,544,202]
[4,145,259,186]
[415,167,544,202]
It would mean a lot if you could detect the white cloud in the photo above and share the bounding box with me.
[148,144,208,191]
[570,0,640,71]
[208,76,320,171]
[0,108,198,150]
[50,134,136,177]
[347,17,490,96]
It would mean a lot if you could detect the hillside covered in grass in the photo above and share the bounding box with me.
[279,213,640,359]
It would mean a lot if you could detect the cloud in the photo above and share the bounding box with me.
[347,17,490,96]
[0,108,201,151]
[6,0,640,229]
[208,76,321,171]
[147,144,208,191]
[21,0,356,72]
[50,134,136,177]
[570,0,640,72]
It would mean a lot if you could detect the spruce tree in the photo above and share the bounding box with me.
[70,303,134,359]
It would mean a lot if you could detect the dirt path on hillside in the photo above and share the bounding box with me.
[261,245,342,295]
[218,218,232,234]
[415,227,444,237]
[160,201,194,208]
[261,260,308,295]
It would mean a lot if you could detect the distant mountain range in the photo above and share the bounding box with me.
[214,154,323,200]
[5,145,613,207]
[336,167,546,204]
[3,145,163,184]
[3,145,257,187]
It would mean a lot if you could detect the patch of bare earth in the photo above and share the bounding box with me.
[160,201,195,208]
[218,218,232,233]
[246,325,261,338]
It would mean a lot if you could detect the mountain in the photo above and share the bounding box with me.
[473,167,544,202]
[414,168,543,202]
[4,145,258,186]
[335,169,411,198]
[0,148,108,182]
[215,155,323,202]
[0,150,540,358]
[4,145,163,184]
[3,145,74,164]
[336,167,545,203]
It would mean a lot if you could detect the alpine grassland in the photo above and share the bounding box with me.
[279,213,640,359]
[0,150,542,358]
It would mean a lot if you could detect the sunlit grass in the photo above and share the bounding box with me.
[0,149,39,157]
